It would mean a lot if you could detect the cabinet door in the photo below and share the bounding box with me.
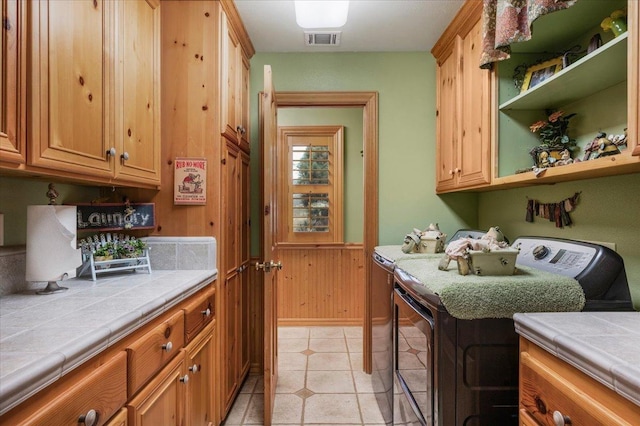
[105,407,128,426]
[0,0,26,165]
[223,140,240,271]
[457,19,492,188]
[220,11,240,143]
[115,0,161,184]
[240,151,251,375]
[127,352,187,426]
[28,0,113,177]
[186,323,216,426]
[435,47,458,192]
[222,271,240,412]
[238,54,251,152]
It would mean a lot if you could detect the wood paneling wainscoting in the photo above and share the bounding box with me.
[277,244,365,326]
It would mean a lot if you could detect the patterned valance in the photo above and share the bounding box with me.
[480,0,578,69]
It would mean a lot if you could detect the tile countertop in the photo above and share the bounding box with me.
[513,312,640,407]
[0,269,217,415]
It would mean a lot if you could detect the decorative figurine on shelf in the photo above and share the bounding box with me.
[555,149,574,166]
[601,9,627,38]
[529,110,577,168]
[46,183,59,205]
[597,137,621,157]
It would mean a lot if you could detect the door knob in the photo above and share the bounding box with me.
[255,261,271,272]
[269,260,283,270]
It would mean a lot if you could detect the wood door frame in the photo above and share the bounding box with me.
[266,91,379,373]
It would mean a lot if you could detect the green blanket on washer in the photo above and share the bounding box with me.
[395,257,585,320]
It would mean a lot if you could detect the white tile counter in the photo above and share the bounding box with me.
[0,269,217,415]
[514,311,640,407]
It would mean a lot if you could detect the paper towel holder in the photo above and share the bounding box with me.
[36,273,69,295]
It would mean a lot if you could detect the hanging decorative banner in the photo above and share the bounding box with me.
[525,192,581,228]
[174,157,207,205]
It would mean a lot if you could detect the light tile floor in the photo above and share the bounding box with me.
[223,326,386,425]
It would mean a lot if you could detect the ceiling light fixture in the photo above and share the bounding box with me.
[294,0,349,29]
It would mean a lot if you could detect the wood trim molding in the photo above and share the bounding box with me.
[265,91,378,374]
[220,0,255,58]
[431,0,482,62]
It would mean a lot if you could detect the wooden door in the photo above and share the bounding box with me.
[261,65,279,426]
[29,0,112,177]
[0,0,26,165]
[116,0,161,183]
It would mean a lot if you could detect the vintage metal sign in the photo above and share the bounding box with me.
[174,157,207,205]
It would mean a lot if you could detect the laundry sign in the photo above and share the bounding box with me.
[74,203,156,231]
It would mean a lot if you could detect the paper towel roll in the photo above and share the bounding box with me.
[26,205,81,282]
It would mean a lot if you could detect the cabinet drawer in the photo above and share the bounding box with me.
[23,351,127,426]
[184,287,215,344]
[127,310,184,397]
[520,351,636,425]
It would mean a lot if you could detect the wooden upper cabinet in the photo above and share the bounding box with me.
[116,0,161,183]
[27,0,161,186]
[457,18,492,188]
[435,46,458,191]
[0,0,26,165]
[432,1,493,193]
[219,6,251,153]
[29,0,113,178]
[220,11,240,141]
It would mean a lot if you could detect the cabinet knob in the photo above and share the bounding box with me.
[553,410,571,426]
[120,152,130,162]
[106,147,116,159]
[189,364,199,373]
[161,341,173,352]
[201,308,211,317]
[454,167,461,174]
[236,125,246,135]
[180,374,189,384]
[448,169,454,175]
[78,409,98,426]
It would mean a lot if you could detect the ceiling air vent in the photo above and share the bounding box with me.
[304,31,341,46]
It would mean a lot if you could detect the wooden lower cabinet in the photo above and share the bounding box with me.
[0,285,218,426]
[105,408,128,426]
[18,351,127,426]
[127,352,188,426]
[186,322,217,426]
[519,338,640,426]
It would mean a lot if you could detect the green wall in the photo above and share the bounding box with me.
[0,177,100,246]
[248,52,479,255]
[479,173,640,309]
[278,107,364,243]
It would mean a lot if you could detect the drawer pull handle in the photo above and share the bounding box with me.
[201,308,211,317]
[553,410,571,426]
[78,409,98,426]
[106,147,116,159]
[161,341,173,352]
[180,374,189,384]
[189,364,199,373]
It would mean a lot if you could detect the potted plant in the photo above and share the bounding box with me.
[117,239,147,259]
[93,242,116,265]
[529,110,577,167]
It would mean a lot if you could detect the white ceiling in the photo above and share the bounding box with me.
[234,0,466,53]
